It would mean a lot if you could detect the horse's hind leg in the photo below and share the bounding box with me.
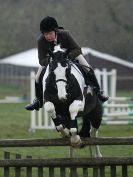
[79,115,101,157]
[79,115,91,138]
[90,126,102,157]
[89,103,103,157]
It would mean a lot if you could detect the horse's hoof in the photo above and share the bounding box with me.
[71,142,82,148]
[71,135,82,148]
[80,143,85,149]
[60,128,70,138]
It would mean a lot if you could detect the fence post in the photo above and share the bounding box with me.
[26,156,32,177]
[30,71,36,132]
[102,68,108,95]
[4,151,10,177]
[38,167,43,177]
[95,69,101,87]
[15,154,21,177]
[110,69,117,98]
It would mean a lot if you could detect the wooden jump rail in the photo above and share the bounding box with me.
[0,137,133,147]
[0,157,133,167]
[0,137,133,177]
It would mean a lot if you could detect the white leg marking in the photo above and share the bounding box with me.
[56,124,70,138]
[44,102,70,137]
[70,128,81,148]
[60,128,70,138]
[69,100,84,120]
[44,101,56,118]
[69,100,84,147]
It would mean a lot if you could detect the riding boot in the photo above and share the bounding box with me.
[87,69,109,102]
[75,54,109,102]
[25,66,47,111]
[25,82,43,111]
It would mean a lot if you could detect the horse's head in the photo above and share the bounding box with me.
[48,45,70,101]
[49,45,68,62]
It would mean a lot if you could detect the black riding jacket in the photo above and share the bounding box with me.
[37,29,82,66]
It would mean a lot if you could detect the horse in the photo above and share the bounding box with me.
[43,45,103,157]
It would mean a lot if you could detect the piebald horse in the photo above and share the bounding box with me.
[43,45,103,157]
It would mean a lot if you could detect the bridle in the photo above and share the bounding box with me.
[48,48,72,89]
[56,79,67,84]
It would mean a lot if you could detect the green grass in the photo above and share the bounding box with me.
[0,83,23,99]
[0,103,132,176]
[116,90,133,97]
[0,86,133,176]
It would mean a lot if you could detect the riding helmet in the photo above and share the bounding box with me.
[40,16,59,33]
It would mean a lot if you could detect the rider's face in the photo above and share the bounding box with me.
[43,31,56,42]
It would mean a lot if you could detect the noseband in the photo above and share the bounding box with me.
[56,79,67,84]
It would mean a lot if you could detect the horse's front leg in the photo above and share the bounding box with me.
[69,100,84,147]
[44,101,70,137]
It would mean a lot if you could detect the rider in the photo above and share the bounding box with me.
[25,16,108,111]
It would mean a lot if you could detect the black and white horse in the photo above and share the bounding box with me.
[43,45,103,157]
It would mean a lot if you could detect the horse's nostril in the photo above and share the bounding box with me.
[63,98,67,102]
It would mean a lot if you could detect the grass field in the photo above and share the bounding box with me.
[0,85,133,176]
[0,103,133,176]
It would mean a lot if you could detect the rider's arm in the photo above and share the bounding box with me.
[65,31,82,60]
[37,35,50,66]
[63,31,92,70]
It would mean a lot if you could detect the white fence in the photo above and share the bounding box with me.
[102,97,133,125]
[30,69,117,131]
